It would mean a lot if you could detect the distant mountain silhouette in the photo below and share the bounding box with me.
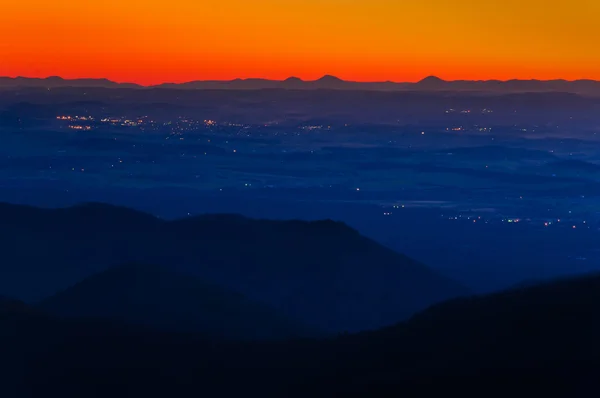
[0,76,140,89]
[316,75,343,82]
[282,76,305,89]
[312,75,346,88]
[2,75,599,95]
[0,202,467,333]
[3,272,600,397]
[415,75,446,88]
[419,75,445,82]
[39,263,311,340]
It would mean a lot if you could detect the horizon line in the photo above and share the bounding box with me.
[1,74,599,87]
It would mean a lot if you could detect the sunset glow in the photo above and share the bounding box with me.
[2,0,599,85]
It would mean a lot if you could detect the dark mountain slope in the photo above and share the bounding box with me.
[159,214,467,332]
[0,202,467,333]
[39,264,312,340]
[0,296,33,316]
[3,274,600,397]
[0,202,162,300]
[320,273,600,396]
[0,302,303,398]
[0,299,231,398]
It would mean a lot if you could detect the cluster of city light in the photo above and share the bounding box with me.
[445,108,494,114]
[102,117,142,126]
[68,125,92,131]
[300,125,324,130]
[442,214,591,230]
[57,115,94,121]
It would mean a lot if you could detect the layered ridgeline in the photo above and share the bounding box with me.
[1,75,600,95]
[2,273,600,397]
[321,273,600,396]
[0,202,467,333]
[39,264,311,340]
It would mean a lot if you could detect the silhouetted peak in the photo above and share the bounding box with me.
[283,76,304,85]
[418,76,445,84]
[0,296,33,314]
[316,75,344,83]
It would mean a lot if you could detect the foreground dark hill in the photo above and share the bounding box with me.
[39,264,311,340]
[328,273,600,396]
[0,202,467,333]
[3,274,600,397]
[0,295,32,315]
[0,299,287,398]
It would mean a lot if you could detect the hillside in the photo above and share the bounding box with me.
[0,202,467,333]
[323,273,600,396]
[39,264,311,340]
[3,274,600,397]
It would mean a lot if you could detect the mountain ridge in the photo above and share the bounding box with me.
[39,263,313,340]
[0,202,468,333]
[1,75,599,95]
[3,271,600,397]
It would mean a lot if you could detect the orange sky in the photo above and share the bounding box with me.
[1,0,599,85]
